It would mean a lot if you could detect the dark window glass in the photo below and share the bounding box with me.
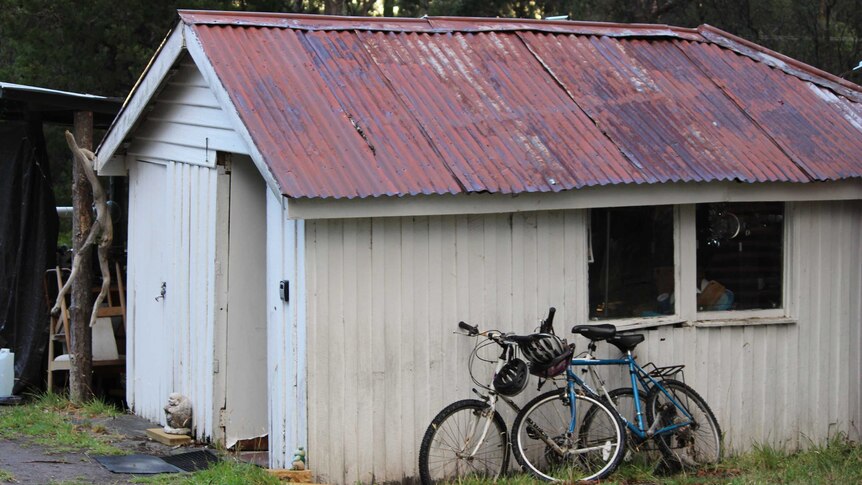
[588,206,674,320]
[696,202,784,311]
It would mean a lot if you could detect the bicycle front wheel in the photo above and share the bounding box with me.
[646,379,722,469]
[512,389,626,482]
[418,399,509,484]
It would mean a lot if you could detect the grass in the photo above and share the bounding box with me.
[0,469,14,482]
[0,392,127,455]
[448,436,862,484]
[711,436,862,485]
[0,394,278,484]
[131,459,281,485]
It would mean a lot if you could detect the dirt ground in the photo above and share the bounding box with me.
[0,413,204,485]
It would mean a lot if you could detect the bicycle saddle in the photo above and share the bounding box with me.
[607,333,645,353]
[571,324,616,341]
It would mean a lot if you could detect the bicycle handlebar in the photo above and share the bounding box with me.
[458,321,479,336]
[540,307,556,334]
[459,306,557,339]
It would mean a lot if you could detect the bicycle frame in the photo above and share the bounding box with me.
[567,352,695,441]
[457,335,525,459]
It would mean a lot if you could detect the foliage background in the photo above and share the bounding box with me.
[1,0,860,207]
[3,0,861,99]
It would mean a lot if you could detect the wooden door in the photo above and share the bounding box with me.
[215,153,269,449]
[128,161,168,418]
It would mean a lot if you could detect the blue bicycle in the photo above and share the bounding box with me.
[511,322,721,481]
[419,309,629,483]
[569,324,722,470]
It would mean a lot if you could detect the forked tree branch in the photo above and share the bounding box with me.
[51,131,113,327]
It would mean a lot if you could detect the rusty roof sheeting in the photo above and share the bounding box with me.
[520,33,811,183]
[180,11,862,199]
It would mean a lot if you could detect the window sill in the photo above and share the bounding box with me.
[693,317,796,328]
[584,315,796,332]
[607,317,684,331]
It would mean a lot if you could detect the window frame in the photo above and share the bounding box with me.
[583,206,684,330]
[688,201,795,326]
[586,203,796,330]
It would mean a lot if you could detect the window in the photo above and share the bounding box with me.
[583,201,790,326]
[695,202,784,312]
[588,206,675,320]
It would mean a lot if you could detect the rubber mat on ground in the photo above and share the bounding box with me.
[161,449,220,472]
[94,454,182,474]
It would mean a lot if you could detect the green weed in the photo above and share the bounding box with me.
[0,392,126,455]
[80,397,123,418]
[441,437,862,484]
[0,468,14,482]
[132,459,280,485]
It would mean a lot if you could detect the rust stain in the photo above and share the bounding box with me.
[181,11,862,199]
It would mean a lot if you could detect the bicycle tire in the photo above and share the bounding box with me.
[646,379,722,469]
[418,399,509,484]
[581,387,664,467]
[512,389,626,482]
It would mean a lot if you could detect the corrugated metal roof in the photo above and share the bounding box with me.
[180,10,862,199]
[0,82,122,127]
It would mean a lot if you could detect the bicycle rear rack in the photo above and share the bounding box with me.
[642,362,685,382]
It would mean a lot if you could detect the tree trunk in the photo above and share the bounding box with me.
[324,0,346,15]
[69,111,94,403]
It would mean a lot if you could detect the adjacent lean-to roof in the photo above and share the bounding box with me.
[173,12,862,198]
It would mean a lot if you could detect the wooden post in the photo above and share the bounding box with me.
[69,111,94,402]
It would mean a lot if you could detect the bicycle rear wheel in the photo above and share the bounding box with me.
[512,389,626,482]
[418,399,509,484]
[646,379,722,469]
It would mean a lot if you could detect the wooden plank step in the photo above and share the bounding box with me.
[268,469,323,483]
[96,306,124,317]
[145,428,192,446]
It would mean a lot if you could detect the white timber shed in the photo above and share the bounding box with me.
[96,10,862,484]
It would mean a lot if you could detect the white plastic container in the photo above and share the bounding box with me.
[0,348,13,397]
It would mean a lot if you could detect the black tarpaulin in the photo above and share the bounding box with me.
[0,120,59,393]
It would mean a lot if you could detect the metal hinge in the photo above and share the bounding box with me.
[213,359,219,374]
[219,408,227,428]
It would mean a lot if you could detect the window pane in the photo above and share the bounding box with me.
[696,202,784,312]
[588,206,675,320]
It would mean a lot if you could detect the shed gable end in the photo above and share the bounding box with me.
[126,55,249,166]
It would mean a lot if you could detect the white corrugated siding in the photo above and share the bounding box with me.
[266,194,307,468]
[125,55,248,166]
[127,161,219,440]
[305,212,589,483]
[124,54,249,442]
[304,201,862,484]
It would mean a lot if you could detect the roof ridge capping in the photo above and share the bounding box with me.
[698,24,862,102]
[177,10,702,40]
[177,10,862,101]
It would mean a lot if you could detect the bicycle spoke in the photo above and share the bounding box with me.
[648,380,722,469]
[419,400,508,483]
[513,390,626,482]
